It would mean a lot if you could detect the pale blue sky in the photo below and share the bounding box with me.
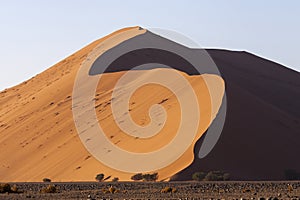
[0,0,299,90]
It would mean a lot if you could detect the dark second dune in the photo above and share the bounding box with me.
[173,49,300,180]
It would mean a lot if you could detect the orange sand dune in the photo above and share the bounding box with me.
[0,27,224,181]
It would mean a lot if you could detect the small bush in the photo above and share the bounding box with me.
[142,172,158,181]
[109,186,117,194]
[95,173,105,182]
[161,186,172,193]
[0,183,20,194]
[101,186,117,194]
[192,172,207,181]
[204,171,221,181]
[131,173,143,181]
[131,172,159,181]
[242,188,252,193]
[112,177,119,182]
[192,171,230,181]
[11,184,18,193]
[40,185,57,193]
[161,186,177,193]
[101,188,109,194]
[0,183,11,193]
[43,178,51,183]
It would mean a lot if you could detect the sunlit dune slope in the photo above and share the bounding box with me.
[0,26,224,181]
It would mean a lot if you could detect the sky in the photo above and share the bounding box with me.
[0,0,299,90]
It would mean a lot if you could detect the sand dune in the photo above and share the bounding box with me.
[1,26,299,182]
[173,50,300,181]
[0,27,224,181]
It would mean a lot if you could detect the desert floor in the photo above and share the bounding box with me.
[1,181,300,199]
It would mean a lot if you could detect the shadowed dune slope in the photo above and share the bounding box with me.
[173,50,300,181]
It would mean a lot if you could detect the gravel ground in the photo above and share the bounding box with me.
[0,181,300,199]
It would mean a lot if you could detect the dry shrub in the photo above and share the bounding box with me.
[40,184,57,193]
[161,186,172,193]
[109,186,117,194]
[0,183,11,193]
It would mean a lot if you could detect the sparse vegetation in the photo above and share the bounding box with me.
[11,184,18,193]
[204,171,221,181]
[101,188,110,194]
[142,172,158,181]
[0,182,296,198]
[161,186,172,193]
[101,186,118,194]
[131,173,143,181]
[0,183,20,194]
[95,173,105,182]
[192,172,207,181]
[112,177,119,182]
[131,172,158,181]
[288,184,293,192]
[192,171,230,181]
[40,184,57,193]
[109,186,117,194]
[161,186,177,193]
[0,183,11,193]
[43,178,51,182]
[172,187,177,193]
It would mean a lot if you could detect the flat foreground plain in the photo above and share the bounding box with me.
[1,181,300,199]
